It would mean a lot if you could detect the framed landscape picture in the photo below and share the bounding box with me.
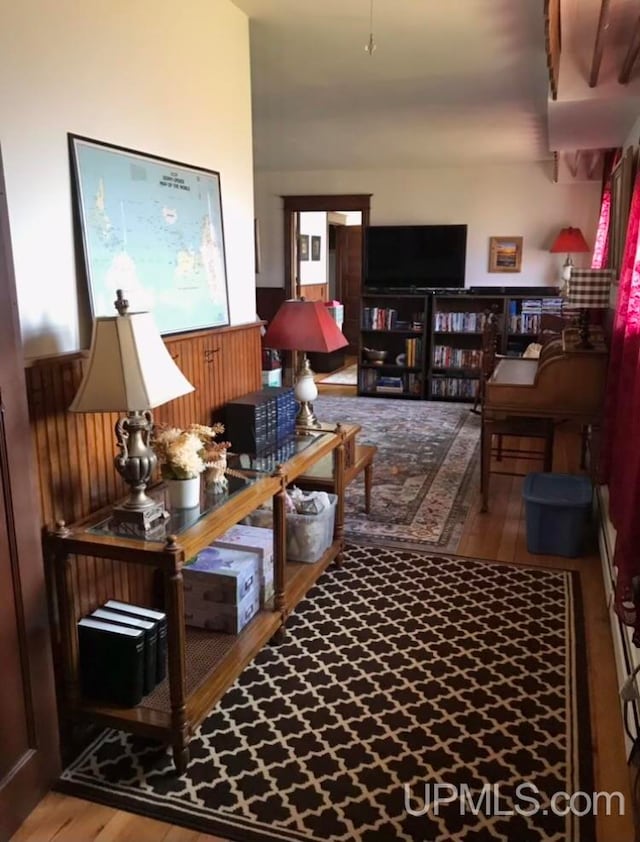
[68,134,230,334]
[488,236,523,273]
[299,234,309,261]
[311,235,321,261]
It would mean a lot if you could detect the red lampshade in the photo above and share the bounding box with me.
[262,299,348,353]
[549,227,590,254]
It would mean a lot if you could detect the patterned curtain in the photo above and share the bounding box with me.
[600,168,640,639]
[591,149,619,270]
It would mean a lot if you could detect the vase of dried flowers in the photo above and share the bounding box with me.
[153,423,231,509]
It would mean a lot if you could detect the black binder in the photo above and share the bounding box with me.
[92,607,158,695]
[77,618,145,707]
[103,600,167,683]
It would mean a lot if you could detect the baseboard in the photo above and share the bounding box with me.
[595,485,640,758]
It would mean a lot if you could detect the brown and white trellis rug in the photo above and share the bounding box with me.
[58,544,593,842]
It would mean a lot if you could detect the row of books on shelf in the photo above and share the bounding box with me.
[508,297,564,317]
[508,313,542,334]
[359,370,423,395]
[433,311,489,333]
[362,307,423,331]
[432,346,481,369]
[404,336,422,366]
[431,376,478,399]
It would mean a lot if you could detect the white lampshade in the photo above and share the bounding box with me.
[70,310,194,413]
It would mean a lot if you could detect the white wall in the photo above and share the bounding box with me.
[0,0,254,358]
[299,211,327,286]
[255,162,601,289]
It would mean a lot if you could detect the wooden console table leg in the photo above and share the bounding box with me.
[273,467,286,616]
[364,462,373,514]
[333,426,346,566]
[480,419,492,513]
[164,537,189,775]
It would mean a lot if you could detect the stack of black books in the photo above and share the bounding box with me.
[78,600,167,707]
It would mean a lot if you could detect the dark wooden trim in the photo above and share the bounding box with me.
[282,195,371,300]
[590,0,612,87]
[544,0,561,100]
[619,15,640,83]
[282,194,372,213]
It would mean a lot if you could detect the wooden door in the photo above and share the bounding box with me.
[0,148,59,839]
[335,224,362,352]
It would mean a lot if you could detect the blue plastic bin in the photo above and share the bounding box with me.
[522,473,592,557]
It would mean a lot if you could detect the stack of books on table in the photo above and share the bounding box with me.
[376,375,404,394]
[77,600,167,707]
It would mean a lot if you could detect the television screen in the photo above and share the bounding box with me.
[364,224,467,290]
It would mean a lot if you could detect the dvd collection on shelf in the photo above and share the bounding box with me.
[433,310,490,333]
[507,297,563,334]
[431,376,478,400]
[432,346,482,370]
[362,306,423,331]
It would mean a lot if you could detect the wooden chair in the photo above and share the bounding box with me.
[479,315,555,512]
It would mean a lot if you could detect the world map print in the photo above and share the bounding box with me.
[71,138,229,334]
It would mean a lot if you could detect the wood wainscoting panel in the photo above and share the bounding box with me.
[26,321,263,690]
[298,283,327,302]
[26,321,262,529]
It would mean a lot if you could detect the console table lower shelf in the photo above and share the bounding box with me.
[67,541,342,753]
[47,426,348,774]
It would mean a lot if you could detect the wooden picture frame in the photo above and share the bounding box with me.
[299,234,310,261]
[68,134,230,334]
[488,236,523,273]
[311,235,321,261]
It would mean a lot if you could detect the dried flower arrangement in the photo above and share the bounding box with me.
[153,423,231,481]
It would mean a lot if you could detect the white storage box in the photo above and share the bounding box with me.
[183,547,259,604]
[213,524,274,610]
[185,584,260,634]
[286,493,337,563]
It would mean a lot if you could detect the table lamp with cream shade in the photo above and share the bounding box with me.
[262,298,348,428]
[69,289,195,532]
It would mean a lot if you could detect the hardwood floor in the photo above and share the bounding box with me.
[13,391,634,841]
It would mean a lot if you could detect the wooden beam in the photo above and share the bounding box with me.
[589,0,611,87]
[619,15,640,83]
[544,0,561,100]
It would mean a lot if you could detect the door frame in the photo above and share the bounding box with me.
[0,145,59,838]
[282,194,371,299]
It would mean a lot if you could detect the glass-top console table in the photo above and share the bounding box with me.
[45,425,347,773]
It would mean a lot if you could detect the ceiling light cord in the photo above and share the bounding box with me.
[365,0,377,54]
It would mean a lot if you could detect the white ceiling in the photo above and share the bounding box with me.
[232,0,640,172]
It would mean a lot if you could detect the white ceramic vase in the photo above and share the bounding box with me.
[166,476,200,509]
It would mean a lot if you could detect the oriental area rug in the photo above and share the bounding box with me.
[313,396,480,553]
[58,545,594,842]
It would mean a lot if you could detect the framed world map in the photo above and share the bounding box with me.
[69,135,230,334]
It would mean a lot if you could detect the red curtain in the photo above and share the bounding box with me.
[591,149,619,270]
[600,169,640,638]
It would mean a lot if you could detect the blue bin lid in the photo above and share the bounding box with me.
[522,472,592,506]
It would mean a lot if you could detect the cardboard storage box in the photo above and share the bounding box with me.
[183,547,259,604]
[185,584,260,634]
[213,524,274,610]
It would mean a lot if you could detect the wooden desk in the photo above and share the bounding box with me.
[44,427,347,773]
[481,332,608,511]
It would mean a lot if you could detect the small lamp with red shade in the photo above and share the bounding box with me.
[549,227,590,285]
[262,298,348,428]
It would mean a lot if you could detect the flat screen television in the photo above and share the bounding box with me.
[364,224,467,291]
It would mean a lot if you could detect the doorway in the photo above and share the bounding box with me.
[282,194,371,356]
